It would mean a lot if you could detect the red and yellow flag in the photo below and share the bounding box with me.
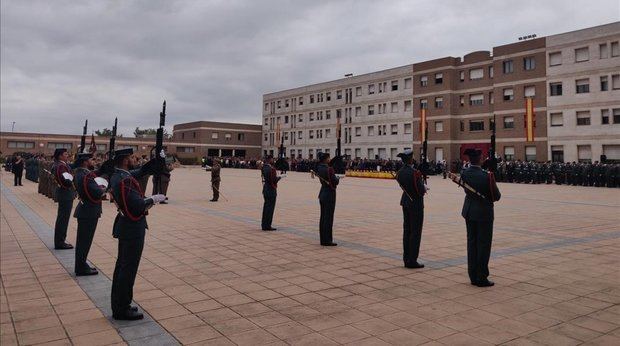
[420,108,427,143]
[524,98,535,142]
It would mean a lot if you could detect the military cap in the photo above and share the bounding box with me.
[114,148,133,158]
[74,152,93,165]
[464,148,482,158]
[397,149,414,159]
[53,148,67,159]
[318,152,330,162]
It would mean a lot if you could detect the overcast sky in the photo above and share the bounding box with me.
[1,0,618,136]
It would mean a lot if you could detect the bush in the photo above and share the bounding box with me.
[177,157,201,165]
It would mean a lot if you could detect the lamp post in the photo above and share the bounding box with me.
[11,122,15,132]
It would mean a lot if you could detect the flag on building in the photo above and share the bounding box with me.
[524,98,535,142]
[420,108,427,143]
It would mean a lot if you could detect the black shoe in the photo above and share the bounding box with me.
[404,262,425,269]
[475,280,495,287]
[321,242,338,246]
[159,201,168,204]
[130,305,138,312]
[262,227,276,231]
[210,199,218,202]
[113,309,144,320]
[54,242,73,250]
[75,267,98,276]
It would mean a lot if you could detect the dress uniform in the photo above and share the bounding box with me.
[109,148,165,320]
[73,153,107,276]
[51,148,75,249]
[261,155,280,230]
[210,160,221,202]
[396,150,427,268]
[152,162,173,204]
[460,149,501,287]
[316,152,338,246]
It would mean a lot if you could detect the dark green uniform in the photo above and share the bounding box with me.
[317,163,339,245]
[460,165,501,285]
[73,167,105,274]
[261,164,279,230]
[396,164,426,267]
[52,160,75,248]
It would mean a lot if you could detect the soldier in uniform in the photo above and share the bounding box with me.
[316,152,338,246]
[210,159,221,202]
[460,149,501,287]
[73,153,111,276]
[152,161,173,204]
[261,155,279,230]
[395,150,427,268]
[109,148,165,320]
[51,148,75,249]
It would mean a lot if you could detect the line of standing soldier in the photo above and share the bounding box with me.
[496,161,619,187]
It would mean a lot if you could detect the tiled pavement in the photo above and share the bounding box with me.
[1,167,619,345]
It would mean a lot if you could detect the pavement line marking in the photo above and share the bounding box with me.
[0,182,180,346]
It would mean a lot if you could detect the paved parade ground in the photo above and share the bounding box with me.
[1,167,619,345]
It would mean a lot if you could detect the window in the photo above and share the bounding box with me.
[7,141,34,149]
[325,129,331,138]
[600,43,609,59]
[435,121,443,132]
[550,82,562,96]
[469,68,483,80]
[469,120,485,131]
[611,41,619,57]
[211,132,218,139]
[503,60,513,74]
[404,100,412,112]
[277,100,281,109]
[378,82,386,93]
[299,97,303,105]
[368,84,375,94]
[489,91,494,104]
[47,142,73,150]
[577,145,592,163]
[326,92,331,101]
[298,114,303,122]
[459,71,465,82]
[576,111,591,125]
[264,134,268,142]
[549,52,562,66]
[503,116,514,129]
[355,127,361,136]
[355,106,361,116]
[284,115,289,124]
[336,90,342,99]
[355,86,362,96]
[367,126,375,136]
[309,130,314,139]
[524,86,536,98]
[378,125,387,136]
[326,110,331,120]
[420,76,428,87]
[225,133,232,140]
[310,95,314,103]
[391,102,398,113]
[523,57,535,70]
[576,79,590,94]
[420,99,427,109]
[404,78,412,89]
[391,80,398,91]
[504,147,515,161]
[488,66,494,78]
[459,95,465,106]
[404,123,412,134]
[614,108,620,124]
[177,146,195,153]
[390,124,398,135]
[601,109,610,124]
[238,133,245,141]
[298,131,302,139]
[435,97,444,108]
[309,112,314,121]
[551,145,564,162]
[612,74,620,89]
[264,103,269,111]
[285,99,289,107]
[368,105,375,115]
[601,76,609,91]
[367,148,375,159]
[469,93,484,106]
[550,112,563,127]
[503,88,514,101]
[575,47,589,62]
[525,146,537,162]
[460,121,465,132]
[435,73,443,84]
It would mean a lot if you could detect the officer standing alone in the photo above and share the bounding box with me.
[316,152,338,246]
[210,159,221,202]
[261,155,279,230]
[460,149,501,287]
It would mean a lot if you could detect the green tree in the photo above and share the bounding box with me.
[94,128,122,137]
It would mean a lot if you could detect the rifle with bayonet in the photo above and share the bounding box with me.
[420,119,429,183]
[80,120,88,153]
[483,114,498,174]
[330,115,346,177]
[152,101,167,194]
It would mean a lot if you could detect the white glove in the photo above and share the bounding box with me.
[94,177,108,189]
[424,184,430,191]
[151,194,166,203]
[278,173,287,178]
[62,172,74,181]
[160,149,166,158]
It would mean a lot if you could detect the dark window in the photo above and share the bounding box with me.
[503,60,514,74]
[181,133,185,139]
[523,57,536,70]
[577,116,591,126]
[193,132,196,138]
[337,90,342,99]
[238,133,245,141]
[601,76,608,91]
[460,121,465,132]
[285,116,289,123]
[469,120,484,131]
[435,73,443,84]
[576,81,590,94]
[602,111,609,124]
[503,117,515,129]
[614,109,620,124]
[550,83,563,96]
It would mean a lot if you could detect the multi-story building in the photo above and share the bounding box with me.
[262,22,620,164]
[546,22,620,163]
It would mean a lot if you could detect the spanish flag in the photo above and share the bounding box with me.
[420,108,427,144]
[524,98,535,142]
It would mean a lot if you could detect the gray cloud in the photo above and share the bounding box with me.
[1,0,618,136]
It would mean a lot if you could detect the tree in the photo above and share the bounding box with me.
[94,128,122,137]
[134,127,169,138]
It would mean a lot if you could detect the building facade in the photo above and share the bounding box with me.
[546,22,620,163]
[262,22,620,164]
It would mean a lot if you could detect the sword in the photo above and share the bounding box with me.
[389,171,414,202]
[447,172,487,200]
[211,183,229,202]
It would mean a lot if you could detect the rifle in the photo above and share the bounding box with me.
[330,115,346,176]
[80,120,88,153]
[447,172,487,200]
[483,114,498,174]
[153,101,166,194]
[420,120,429,182]
[108,118,118,160]
[275,122,289,174]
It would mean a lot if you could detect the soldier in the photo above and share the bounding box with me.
[210,159,221,202]
[316,152,339,246]
[51,148,75,250]
[460,149,501,287]
[73,153,111,276]
[109,148,165,320]
[11,155,24,186]
[152,161,173,204]
[395,150,427,269]
[261,155,279,230]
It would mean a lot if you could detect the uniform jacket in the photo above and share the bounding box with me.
[211,164,221,183]
[460,166,501,221]
[73,167,105,219]
[110,168,154,239]
[262,164,280,197]
[396,165,426,208]
[317,163,339,200]
[52,160,75,201]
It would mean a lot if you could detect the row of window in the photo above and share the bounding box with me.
[5,141,145,151]
[549,74,620,96]
[549,41,620,66]
[178,132,245,141]
[550,108,620,126]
